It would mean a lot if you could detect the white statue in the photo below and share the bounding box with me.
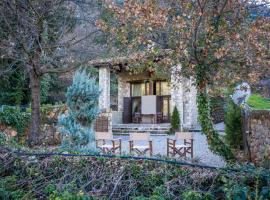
[231,82,251,106]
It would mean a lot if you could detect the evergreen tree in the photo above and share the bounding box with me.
[171,106,180,132]
[0,63,30,105]
[224,98,243,149]
[58,70,100,150]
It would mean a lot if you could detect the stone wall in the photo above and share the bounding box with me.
[210,97,225,124]
[171,65,184,128]
[94,112,112,133]
[171,65,198,129]
[244,109,270,165]
[117,73,131,111]
[0,105,66,145]
[39,105,67,145]
[99,67,110,111]
[112,111,122,124]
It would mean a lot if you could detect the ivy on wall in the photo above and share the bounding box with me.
[195,62,235,161]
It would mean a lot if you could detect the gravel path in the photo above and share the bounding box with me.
[114,132,226,168]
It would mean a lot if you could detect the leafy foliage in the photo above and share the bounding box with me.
[0,66,63,106]
[96,0,270,161]
[0,65,30,105]
[0,107,30,136]
[0,147,270,199]
[197,87,234,160]
[0,0,103,144]
[247,94,270,110]
[225,98,243,149]
[171,106,180,131]
[40,75,52,104]
[58,70,100,150]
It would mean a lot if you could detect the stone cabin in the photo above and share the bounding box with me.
[92,54,198,133]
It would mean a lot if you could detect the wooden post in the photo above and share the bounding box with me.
[149,140,153,156]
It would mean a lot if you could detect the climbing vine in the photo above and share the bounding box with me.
[196,65,234,161]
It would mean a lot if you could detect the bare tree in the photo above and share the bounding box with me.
[0,0,106,145]
[98,0,270,160]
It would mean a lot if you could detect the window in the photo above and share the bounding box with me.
[131,82,150,96]
[156,81,170,95]
[131,81,170,96]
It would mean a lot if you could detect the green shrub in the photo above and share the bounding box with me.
[0,175,27,199]
[0,132,17,146]
[1,150,270,200]
[224,98,243,149]
[0,107,30,137]
[171,106,180,131]
[247,94,270,110]
[49,190,91,200]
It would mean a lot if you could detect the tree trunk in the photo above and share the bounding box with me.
[28,69,41,146]
[195,66,235,161]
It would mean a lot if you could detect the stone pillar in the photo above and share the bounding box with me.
[189,79,198,128]
[183,78,198,129]
[99,67,110,111]
[171,64,198,130]
[117,74,130,112]
[171,65,184,129]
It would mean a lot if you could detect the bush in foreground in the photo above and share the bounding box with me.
[0,147,269,200]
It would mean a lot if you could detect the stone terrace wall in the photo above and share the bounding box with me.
[40,105,67,145]
[0,105,67,145]
[244,109,270,165]
[210,97,225,124]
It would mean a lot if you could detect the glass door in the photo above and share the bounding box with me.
[162,96,171,122]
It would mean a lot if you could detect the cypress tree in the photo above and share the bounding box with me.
[58,70,100,150]
[171,106,180,132]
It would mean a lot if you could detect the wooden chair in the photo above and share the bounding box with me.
[129,132,153,156]
[95,132,121,154]
[133,112,142,123]
[156,112,163,123]
[167,132,194,158]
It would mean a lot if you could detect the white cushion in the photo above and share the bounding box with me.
[100,144,113,149]
[133,145,149,150]
[175,144,189,148]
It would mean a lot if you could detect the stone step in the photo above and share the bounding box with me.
[112,123,171,134]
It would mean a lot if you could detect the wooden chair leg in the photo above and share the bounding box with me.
[149,141,153,156]
[184,139,194,158]
[129,141,133,154]
[112,140,116,154]
[167,138,169,157]
[119,139,122,155]
[191,139,194,158]
[172,140,176,157]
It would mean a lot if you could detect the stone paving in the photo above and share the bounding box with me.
[114,132,226,168]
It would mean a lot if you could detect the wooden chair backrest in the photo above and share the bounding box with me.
[95,132,113,140]
[130,132,150,141]
[175,132,193,140]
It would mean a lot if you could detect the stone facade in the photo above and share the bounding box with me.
[98,65,198,129]
[117,73,131,111]
[99,67,110,111]
[244,109,270,165]
[171,65,198,129]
